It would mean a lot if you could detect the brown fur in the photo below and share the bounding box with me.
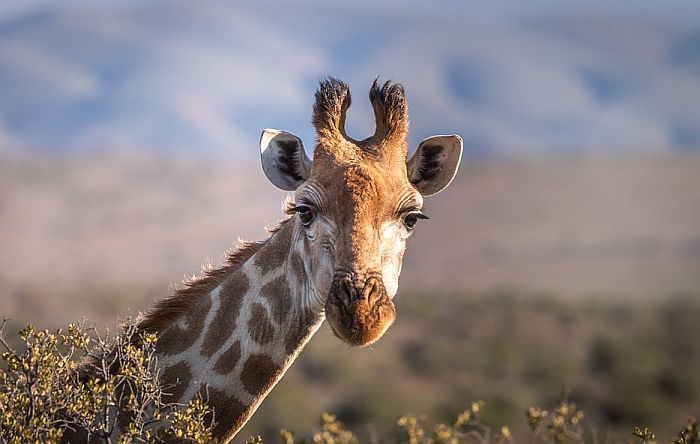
[60,427,99,443]
[200,271,249,358]
[367,78,409,146]
[325,290,396,347]
[161,361,192,403]
[156,295,212,356]
[311,77,409,162]
[284,308,320,356]
[247,303,275,345]
[254,217,294,272]
[213,341,242,375]
[301,132,416,346]
[312,77,352,144]
[199,385,248,441]
[260,275,292,324]
[240,353,282,396]
[290,252,305,284]
[137,220,291,335]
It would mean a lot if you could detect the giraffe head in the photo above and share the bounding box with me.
[260,78,462,347]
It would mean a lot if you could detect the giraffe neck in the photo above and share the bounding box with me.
[155,219,325,442]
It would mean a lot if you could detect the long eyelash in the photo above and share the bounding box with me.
[283,197,297,215]
[285,205,301,215]
[402,208,430,219]
[285,204,312,215]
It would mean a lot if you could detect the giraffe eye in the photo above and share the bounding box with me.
[403,211,429,230]
[295,205,314,226]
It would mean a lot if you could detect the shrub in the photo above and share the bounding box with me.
[2,318,697,444]
[264,400,697,444]
[0,318,216,443]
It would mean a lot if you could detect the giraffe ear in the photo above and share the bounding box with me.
[260,129,312,191]
[406,135,463,196]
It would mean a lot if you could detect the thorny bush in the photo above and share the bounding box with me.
[1,319,697,444]
[258,399,697,444]
[0,318,216,443]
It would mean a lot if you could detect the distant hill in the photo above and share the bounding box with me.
[2,152,698,303]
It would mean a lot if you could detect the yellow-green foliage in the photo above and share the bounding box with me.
[0,319,216,443]
[2,315,698,444]
[632,418,700,444]
[253,401,697,444]
[274,413,358,444]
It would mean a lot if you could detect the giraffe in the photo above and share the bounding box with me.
[131,78,462,442]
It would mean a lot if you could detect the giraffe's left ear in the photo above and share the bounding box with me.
[260,129,312,191]
[407,135,463,196]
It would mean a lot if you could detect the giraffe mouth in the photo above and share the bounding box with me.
[325,274,396,347]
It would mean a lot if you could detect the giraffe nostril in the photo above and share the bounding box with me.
[339,276,354,308]
[362,277,382,305]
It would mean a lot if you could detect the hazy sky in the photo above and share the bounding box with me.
[1,0,699,159]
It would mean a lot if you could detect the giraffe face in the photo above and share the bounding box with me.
[260,79,462,346]
[291,156,420,346]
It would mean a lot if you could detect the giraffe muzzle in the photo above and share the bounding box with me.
[325,273,396,347]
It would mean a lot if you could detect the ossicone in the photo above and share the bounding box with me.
[369,78,408,144]
[312,77,352,143]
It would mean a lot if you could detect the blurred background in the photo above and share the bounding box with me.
[1,0,699,441]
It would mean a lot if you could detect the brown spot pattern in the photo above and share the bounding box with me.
[291,253,309,292]
[213,341,241,375]
[59,427,91,443]
[115,384,137,433]
[198,384,248,441]
[161,361,192,403]
[291,252,305,281]
[156,296,212,356]
[284,308,319,355]
[240,353,282,396]
[254,224,291,273]
[137,218,292,337]
[248,303,275,345]
[200,271,249,357]
[260,276,291,324]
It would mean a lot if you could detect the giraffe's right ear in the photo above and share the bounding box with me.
[260,129,312,191]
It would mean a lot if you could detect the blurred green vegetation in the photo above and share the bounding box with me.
[240,291,700,443]
[2,286,698,443]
